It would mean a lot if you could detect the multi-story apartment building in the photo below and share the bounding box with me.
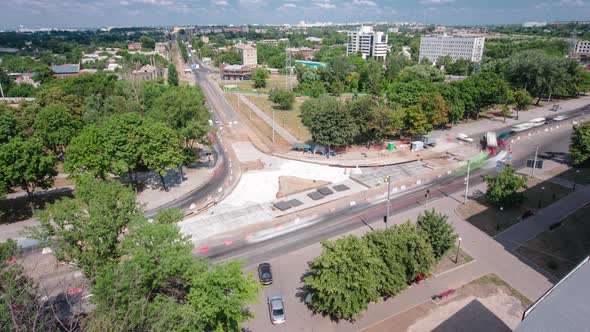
[419,35,485,64]
[234,43,258,67]
[346,25,388,61]
[572,40,590,60]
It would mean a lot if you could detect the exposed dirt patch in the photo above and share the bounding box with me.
[364,274,529,332]
[276,176,330,198]
[431,248,474,276]
[240,160,265,172]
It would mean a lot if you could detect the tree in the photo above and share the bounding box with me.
[403,105,431,136]
[149,86,210,148]
[167,63,179,86]
[570,121,590,167]
[0,110,19,144]
[389,223,435,281]
[500,104,511,123]
[139,35,156,50]
[459,72,511,119]
[252,67,270,88]
[419,92,448,127]
[307,104,358,148]
[300,96,341,128]
[347,96,398,143]
[0,68,13,96]
[89,219,204,331]
[484,166,528,207]
[505,50,568,105]
[33,104,82,154]
[65,125,111,179]
[154,207,184,224]
[32,176,142,279]
[363,230,407,297]
[512,89,532,120]
[399,65,445,83]
[268,88,295,110]
[140,121,187,191]
[360,59,384,96]
[0,137,57,198]
[417,209,457,260]
[189,260,261,331]
[304,236,384,321]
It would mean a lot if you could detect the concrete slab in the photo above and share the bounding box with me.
[351,161,430,187]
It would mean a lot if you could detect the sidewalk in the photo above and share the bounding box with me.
[432,96,590,139]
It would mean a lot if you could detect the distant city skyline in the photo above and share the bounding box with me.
[0,0,589,30]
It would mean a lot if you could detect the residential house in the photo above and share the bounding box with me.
[52,64,81,78]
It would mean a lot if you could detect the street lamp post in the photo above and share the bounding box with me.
[497,207,503,231]
[538,186,545,208]
[385,176,392,229]
[455,237,462,264]
[573,169,580,192]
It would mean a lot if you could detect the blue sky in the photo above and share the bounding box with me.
[1,0,589,29]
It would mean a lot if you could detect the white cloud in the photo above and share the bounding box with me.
[353,0,376,6]
[282,3,297,8]
[314,0,336,8]
[120,0,130,5]
[560,0,585,5]
[212,0,228,5]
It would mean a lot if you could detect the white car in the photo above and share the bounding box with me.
[552,115,569,121]
[528,117,547,127]
[510,123,534,132]
[456,133,474,143]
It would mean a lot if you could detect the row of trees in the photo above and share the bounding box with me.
[570,121,590,167]
[0,176,262,331]
[0,73,210,198]
[177,36,189,63]
[304,210,457,321]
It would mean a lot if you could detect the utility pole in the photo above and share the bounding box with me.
[272,109,275,142]
[464,160,471,204]
[385,176,391,229]
[532,145,539,177]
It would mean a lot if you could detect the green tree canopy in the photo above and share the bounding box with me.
[32,103,82,154]
[306,101,358,148]
[417,209,458,260]
[511,88,532,120]
[570,121,590,167]
[0,137,57,198]
[304,236,384,321]
[252,67,270,88]
[399,65,445,83]
[268,88,296,110]
[484,166,528,207]
[167,63,179,86]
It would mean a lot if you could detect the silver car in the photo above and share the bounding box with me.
[268,295,286,325]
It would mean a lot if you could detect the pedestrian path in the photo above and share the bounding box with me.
[238,94,299,144]
[494,184,590,251]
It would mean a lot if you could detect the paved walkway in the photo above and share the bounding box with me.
[238,93,299,144]
[494,183,590,251]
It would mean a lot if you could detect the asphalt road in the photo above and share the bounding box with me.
[204,116,583,267]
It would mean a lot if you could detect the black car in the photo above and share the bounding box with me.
[258,263,273,285]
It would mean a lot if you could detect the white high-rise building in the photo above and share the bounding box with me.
[347,26,388,61]
[234,43,258,67]
[419,35,485,64]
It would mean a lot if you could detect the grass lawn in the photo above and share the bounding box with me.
[556,167,590,186]
[224,93,275,142]
[244,95,313,142]
[515,203,590,279]
[457,177,571,236]
[221,74,298,93]
[431,247,474,276]
[470,274,532,306]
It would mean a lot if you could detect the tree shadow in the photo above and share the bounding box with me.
[539,151,570,165]
[0,189,74,224]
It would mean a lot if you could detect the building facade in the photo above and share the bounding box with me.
[220,64,253,81]
[572,40,590,61]
[419,35,485,64]
[346,26,388,61]
[155,42,168,55]
[234,43,258,67]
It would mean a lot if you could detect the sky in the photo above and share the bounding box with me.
[0,0,589,29]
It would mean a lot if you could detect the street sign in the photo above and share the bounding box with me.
[526,159,543,169]
[496,160,506,173]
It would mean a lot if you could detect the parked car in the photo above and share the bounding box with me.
[456,133,473,143]
[551,115,569,122]
[258,263,273,285]
[268,295,286,325]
